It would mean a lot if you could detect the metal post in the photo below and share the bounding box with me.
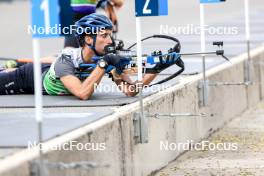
[32,38,44,176]
[244,0,251,83]
[199,4,208,107]
[136,17,148,143]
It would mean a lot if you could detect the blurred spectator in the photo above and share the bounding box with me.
[64,0,124,48]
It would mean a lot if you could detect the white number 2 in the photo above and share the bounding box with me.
[143,0,151,14]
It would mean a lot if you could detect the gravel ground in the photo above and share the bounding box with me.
[154,102,264,176]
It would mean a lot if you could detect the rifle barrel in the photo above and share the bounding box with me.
[180,51,217,56]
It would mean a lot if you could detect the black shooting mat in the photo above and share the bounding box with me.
[0,109,113,147]
[0,74,181,108]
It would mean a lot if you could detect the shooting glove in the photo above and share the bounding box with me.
[102,53,121,65]
[102,54,127,74]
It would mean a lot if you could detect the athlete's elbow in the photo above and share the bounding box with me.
[76,92,92,100]
[125,91,138,97]
[78,95,89,100]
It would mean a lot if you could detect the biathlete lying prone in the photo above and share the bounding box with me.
[0,13,181,100]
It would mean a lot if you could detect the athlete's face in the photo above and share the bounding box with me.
[95,30,113,55]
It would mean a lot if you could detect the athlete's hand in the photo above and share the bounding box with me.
[102,54,128,74]
[102,53,121,66]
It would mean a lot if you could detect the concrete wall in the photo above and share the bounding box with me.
[1,45,264,176]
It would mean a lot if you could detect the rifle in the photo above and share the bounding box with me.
[0,35,229,86]
[76,34,229,86]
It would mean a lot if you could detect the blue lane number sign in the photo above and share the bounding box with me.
[31,0,60,38]
[200,0,226,3]
[31,0,73,38]
[135,0,168,17]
